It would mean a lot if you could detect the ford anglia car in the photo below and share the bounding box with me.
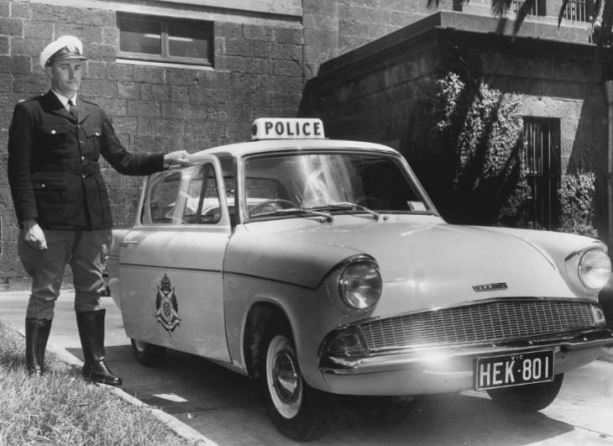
[107,118,613,441]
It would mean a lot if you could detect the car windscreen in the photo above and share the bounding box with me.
[243,151,432,220]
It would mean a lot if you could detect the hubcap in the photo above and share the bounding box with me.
[274,350,300,403]
[266,335,303,419]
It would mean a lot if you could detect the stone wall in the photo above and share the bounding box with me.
[302,0,447,78]
[300,11,612,238]
[0,0,458,282]
[0,0,305,282]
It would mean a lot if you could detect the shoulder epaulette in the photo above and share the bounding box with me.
[18,94,44,104]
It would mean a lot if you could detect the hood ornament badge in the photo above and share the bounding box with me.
[473,282,508,292]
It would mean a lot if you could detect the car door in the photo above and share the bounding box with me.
[118,156,232,362]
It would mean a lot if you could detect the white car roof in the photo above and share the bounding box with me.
[188,138,400,163]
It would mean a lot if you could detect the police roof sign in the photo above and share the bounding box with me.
[251,118,325,140]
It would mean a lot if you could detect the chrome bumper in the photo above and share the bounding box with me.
[317,329,613,396]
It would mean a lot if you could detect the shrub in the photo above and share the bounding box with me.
[558,171,598,237]
[412,72,530,226]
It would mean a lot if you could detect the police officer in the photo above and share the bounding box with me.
[7,36,189,385]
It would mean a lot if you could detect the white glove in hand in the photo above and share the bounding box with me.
[22,219,47,251]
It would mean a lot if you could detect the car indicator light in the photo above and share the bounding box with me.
[590,304,607,327]
[326,327,368,357]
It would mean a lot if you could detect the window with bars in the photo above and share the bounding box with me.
[512,0,547,16]
[117,13,213,66]
[522,117,561,230]
[511,0,594,21]
[563,0,595,22]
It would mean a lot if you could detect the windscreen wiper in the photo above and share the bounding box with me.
[311,202,380,220]
[251,207,333,222]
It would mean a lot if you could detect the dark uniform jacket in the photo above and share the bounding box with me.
[8,91,165,230]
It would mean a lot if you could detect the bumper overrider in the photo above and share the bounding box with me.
[318,299,613,396]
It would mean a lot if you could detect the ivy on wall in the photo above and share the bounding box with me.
[411,71,598,236]
[411,72,530,226]
[558,171,598,237]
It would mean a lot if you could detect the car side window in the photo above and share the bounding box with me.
[182,163,222,224]
[147,171,183,224]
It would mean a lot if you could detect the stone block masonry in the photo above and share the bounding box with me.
[0,0,307,281]
[0,0,457,282]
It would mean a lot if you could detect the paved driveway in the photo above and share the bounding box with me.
[2,290,613,445]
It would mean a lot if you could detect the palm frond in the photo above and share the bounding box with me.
[513,0,536,37]
[491,0,514,17]
[599,0,613,45]
[602,0,613,28]
[495,17,510,35]
[557,0,570,27]
[591,0,603,21]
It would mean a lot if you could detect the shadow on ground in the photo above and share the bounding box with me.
[60,345,581,446]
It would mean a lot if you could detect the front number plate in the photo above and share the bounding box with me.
[474,350,554,390]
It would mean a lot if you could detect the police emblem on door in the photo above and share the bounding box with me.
[155,274,181,333]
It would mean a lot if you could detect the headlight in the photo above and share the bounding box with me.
[338,259,382,310]
[578,248,611,290]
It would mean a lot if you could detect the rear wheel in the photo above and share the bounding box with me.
[486,373,564,412]
[259,324,326,441]
[130,339,167,366]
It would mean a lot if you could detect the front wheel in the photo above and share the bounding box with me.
[259,329,326,441]
[486,373,564,412]
[131,339,167,367]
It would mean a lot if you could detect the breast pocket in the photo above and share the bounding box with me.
[83,126,102,158]
[39,125,69,151]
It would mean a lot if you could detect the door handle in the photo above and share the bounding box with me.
[119,240,140,247]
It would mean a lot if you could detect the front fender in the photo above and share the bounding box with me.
[224,273,349,390]
[480,226,608,299]
[224,225,361,288]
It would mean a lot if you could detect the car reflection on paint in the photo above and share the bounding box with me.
[106,118,613,441]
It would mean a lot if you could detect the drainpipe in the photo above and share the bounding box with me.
[605,80,613,247]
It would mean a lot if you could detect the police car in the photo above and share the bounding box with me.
[107,118,613,441]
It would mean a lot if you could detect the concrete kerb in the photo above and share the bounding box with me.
[2,318,217,446]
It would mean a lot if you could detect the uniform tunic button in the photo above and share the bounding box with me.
[81,156,85,160]
[82,174,86,178]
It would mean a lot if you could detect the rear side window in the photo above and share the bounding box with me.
[146,171,182,224]
[182,164,222,224]
[143,165,223,225]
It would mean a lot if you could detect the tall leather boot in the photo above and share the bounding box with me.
[76,309,122,386]
[25,318,52,376]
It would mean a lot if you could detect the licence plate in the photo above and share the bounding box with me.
[474,350,554,390]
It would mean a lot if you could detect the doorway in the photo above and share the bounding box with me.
[523,117,561,229]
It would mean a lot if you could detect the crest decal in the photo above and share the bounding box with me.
[155,274,181,333]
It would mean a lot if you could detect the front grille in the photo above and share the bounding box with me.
[358,300,598,352]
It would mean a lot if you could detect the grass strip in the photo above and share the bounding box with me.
[0,320,189,446]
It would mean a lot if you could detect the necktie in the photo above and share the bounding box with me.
[68,99,78,120]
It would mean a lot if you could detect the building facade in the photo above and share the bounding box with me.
[300,10,613,236]
[0,0,608,282]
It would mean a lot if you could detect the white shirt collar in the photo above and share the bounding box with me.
[51,90,77,111]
